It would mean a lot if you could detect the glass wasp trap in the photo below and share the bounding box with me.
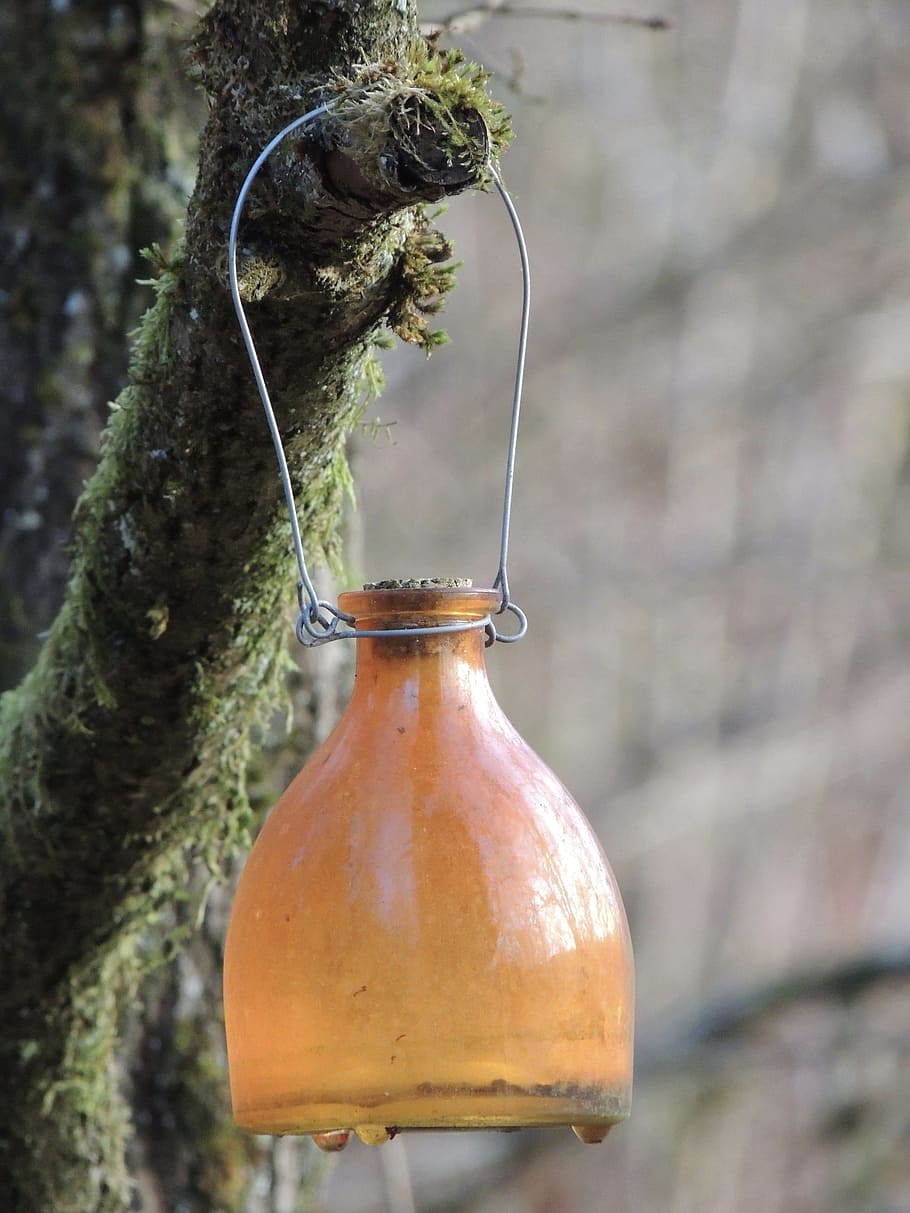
[222,104,634,1150]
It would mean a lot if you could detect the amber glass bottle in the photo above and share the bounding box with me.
[224,585,633,1145]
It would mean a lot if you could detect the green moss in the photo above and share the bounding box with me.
[325,39,512,183]
[407,40,513,159]
[235,251,286,303]
[390,217,458,348]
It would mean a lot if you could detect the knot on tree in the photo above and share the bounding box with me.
[319,46,509,207]
[226,46,511,332]
[324,96,490,204]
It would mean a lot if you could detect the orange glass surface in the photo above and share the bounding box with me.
[224,587,634,1141]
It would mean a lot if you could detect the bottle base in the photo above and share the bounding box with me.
[234,1082,630,1141]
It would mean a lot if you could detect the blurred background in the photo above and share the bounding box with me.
[327,0,910,1209]
[3,0,909,1209]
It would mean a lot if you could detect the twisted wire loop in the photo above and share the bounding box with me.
[229,101,530,646]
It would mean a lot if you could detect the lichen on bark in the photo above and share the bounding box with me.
[0,2,510,1210]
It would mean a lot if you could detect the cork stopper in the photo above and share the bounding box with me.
[363,578,473,590]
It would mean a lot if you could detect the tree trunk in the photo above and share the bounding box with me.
[0,2,508,1209]
[0,0,200,689]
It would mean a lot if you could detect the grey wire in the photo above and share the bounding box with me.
[229,102,332,627]
[229,102,529,646]
[489,168,528,609]
[488,167,530,642]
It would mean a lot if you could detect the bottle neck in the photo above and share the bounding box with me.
[353,629,492,703]
[337,586,501,712]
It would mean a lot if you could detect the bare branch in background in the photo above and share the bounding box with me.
[637,950,910,1078]
[691,950,910,1043]
[424,4,670,36]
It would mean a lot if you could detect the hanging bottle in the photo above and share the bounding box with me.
[224,582,634,1146]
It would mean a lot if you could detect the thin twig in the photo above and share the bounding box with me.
[424,4,670,36]
[691,950,910,1043]
[379,1136,417,1213]
[636,948,910,1079]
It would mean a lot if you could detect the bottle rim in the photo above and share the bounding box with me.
[338,584,501,630]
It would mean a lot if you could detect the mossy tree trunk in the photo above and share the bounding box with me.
[0,2,507,1210]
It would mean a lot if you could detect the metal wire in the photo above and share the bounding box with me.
[489,166,530,643]
[229,101,530,646]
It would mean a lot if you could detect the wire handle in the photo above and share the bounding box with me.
[229,101,530,646]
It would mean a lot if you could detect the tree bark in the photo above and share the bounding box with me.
[0,2,507,1209]
[0,0,200,689]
